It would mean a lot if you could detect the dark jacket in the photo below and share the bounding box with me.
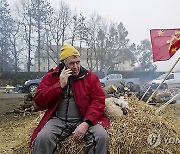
[30,64,109,147]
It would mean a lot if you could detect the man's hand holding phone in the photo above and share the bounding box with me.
[59,67,72,88]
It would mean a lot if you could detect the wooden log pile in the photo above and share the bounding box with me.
[6,92,39,115]
[105,83,178,105]
[105,83,142,100]
[141,88,178,105]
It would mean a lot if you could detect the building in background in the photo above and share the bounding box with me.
[34,45,59,72]
[33,45,135,72]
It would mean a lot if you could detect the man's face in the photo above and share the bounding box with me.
[64,56,80,76]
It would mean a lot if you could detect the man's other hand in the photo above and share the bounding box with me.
[72,122,89,140]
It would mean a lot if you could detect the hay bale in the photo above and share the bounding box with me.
[106,96,180,154]
[58,136,86,154]
[12,96,180,154]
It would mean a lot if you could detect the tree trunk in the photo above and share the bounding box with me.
[27,12,32,78]
[37,1,41,75]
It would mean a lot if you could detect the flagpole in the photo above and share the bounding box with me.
[146,56,180,104]
[140,85,151,101]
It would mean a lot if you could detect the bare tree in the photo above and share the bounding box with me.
[85,12,104,71]
[0,0,14,73]
[84,14,136,73]
[45,1,71,64]
[17,0,35,76]
[31,0,53,73]
[135,39,157,71]
[104,22,131,71]
[70,14,88,54]
[9,21,24,74]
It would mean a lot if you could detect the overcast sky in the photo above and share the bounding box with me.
[9,0,180,72]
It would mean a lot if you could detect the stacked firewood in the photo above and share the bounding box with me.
[22,92,39,112]
[6,92,39,115]
[103,83,178,105]
[104,83,141,99]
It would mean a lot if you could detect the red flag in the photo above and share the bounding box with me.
[169,39,180,57]
[150,29,180,62]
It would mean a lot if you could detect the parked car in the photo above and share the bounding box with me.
[100,74,123,87]
[22,77,42,93]
[100,74,140,87]
[145,72,180,90]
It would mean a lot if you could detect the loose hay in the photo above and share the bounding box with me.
[2,96,180,154]
[106,96,180,154]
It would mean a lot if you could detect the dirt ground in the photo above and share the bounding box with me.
[0,93,180,154]
[0,93,40,154]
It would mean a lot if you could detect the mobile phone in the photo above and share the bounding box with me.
[63,62,72,76]
[62,62,69,70]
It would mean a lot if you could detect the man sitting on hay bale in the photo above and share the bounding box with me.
[30,45,110,154]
